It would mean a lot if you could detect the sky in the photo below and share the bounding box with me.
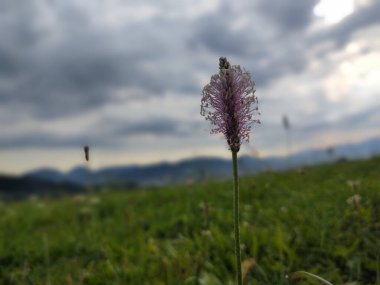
[0,0,380,174]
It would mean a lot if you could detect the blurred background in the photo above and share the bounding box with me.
[1,2,380,283]
[0,0,379,176]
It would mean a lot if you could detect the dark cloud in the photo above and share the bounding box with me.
[187,12,251,56]
[0,117,200,149]
[258,0,318,31]
[298,104,380,135]
[0,49,18,76]
[0,1,198,120]
[249,47,307,86]
[187,1,312,87]
[2,0,377,121]
[115,117,201,138]
[0,131,107,149]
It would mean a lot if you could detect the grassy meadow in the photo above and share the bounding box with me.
[0,157,379,284]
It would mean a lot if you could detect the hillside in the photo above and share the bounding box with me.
[0,157,379,284]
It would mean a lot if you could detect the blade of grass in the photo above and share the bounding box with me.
[377,254,380,285]
[292,271,333,285]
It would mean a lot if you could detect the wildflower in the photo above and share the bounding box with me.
[347,179,360,192]
[282,115,292,157]
[84,145,90,161]
[346,194,361,209]
[88,196,100,205]
[201,57,260,152]
[200,57,260,285]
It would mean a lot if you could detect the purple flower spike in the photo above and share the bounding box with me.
[201,57,260,152]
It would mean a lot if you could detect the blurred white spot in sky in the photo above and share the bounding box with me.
[314,0,354,24]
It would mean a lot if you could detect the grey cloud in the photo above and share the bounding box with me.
[0,117,201,149]
[187,2,310,86]
[0,125,125,149]
[2,0,377,122]
[0,49,18,76]
[115,118,202,137]
[1,0,380,153]
[258,0,318,31]
[190,0,380,88]
[0,1,197,120]
[187,12,251,56]
[255,104,380,152]
[0,131,113,149]
[249,48,307,86]
[298,104,380,135]
[0,1,44,47]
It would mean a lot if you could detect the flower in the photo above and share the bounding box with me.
[201,57,260,152]
[84,145,90,161]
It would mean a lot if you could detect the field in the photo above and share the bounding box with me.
[0,157,379,285]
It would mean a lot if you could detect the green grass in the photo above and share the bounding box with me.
[1,157,380,284]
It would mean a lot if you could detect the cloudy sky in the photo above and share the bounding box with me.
[1,0,379,174]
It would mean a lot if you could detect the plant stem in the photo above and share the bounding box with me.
[232,150,242,285]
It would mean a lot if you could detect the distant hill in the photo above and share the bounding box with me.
[0,174,84,200]
[0,135,379,199]
[26,157,235,187]
[23,136,380,188]
[24,168,65,183]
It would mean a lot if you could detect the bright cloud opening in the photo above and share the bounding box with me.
[313,0,354,24]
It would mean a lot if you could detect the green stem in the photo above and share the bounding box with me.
[232,150,242,285]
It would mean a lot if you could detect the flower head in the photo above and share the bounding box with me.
[201,57,260,152]
[84,145,90,161]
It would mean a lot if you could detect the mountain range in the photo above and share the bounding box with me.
[23,136,380,187]
[1,136,379,199]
